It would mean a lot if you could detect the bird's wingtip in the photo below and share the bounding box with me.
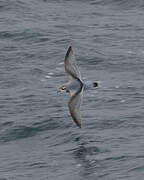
[65,46,73,57]
[76,120,82,128]
[68,46,72,50]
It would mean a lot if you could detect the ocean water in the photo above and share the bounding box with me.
[0,0,144,179]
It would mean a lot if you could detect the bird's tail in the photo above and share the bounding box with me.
[93,82,98,87]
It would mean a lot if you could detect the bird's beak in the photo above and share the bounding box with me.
[57,86,64,94]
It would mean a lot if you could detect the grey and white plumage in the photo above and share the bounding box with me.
[59,46,98,128]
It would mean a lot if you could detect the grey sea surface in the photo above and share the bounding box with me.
[0,0,144,179]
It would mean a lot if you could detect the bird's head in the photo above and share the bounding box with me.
[59,85,69,93]
[59,85,66,91]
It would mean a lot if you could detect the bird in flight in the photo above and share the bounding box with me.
[59,46,98,128]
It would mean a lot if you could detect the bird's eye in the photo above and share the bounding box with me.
[61,86,65,90]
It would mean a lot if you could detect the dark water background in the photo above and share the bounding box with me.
[0,0,144,179]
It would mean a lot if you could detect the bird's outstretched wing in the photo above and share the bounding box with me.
[68,86,83,128]
[64,46,82,81]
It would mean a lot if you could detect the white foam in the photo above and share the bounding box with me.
[45,75,51,79]
[127,50,133,54]
[115,85,120,89]
[120,99,126,103]
[58,62,64,65]
[76,164,82,167]
[48,72,54,75]
[56,67,62,71]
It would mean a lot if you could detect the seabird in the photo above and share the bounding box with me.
[59,46,98,128]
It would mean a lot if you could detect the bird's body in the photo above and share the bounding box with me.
[62,79,83,95]
[59,46,98,128]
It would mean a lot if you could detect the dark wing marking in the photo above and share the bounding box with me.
[64,46,81,81]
